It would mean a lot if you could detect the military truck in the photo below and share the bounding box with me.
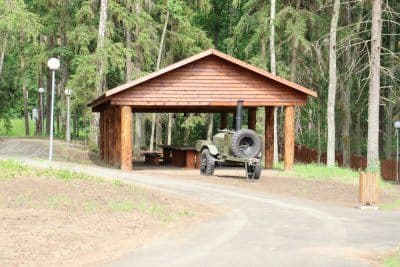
[196,100,262,179]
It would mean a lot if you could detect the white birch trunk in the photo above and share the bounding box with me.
[90,0,108,148]
[367,0,382,172]
[150,11,170,151]
[326,0,340,167]
[270,0,278,165]
[0,40,6,77]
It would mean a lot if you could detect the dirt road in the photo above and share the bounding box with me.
[0,138,399,266]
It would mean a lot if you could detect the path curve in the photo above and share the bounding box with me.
[1,138,399,266]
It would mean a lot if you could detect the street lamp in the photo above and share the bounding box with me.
[394,121,400,183]
[38,87,45,135]
[47,57,60,163]
[65,88,72,143]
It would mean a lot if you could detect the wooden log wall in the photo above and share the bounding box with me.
[284,106,295,170]
[99,111,104,160]
[108,106,116,165]
[264,107,274,169]
[114,106,121,165]
[103,107,109,163]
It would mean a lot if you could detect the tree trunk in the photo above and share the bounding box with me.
[270,0,278,165]
[326,0,340,167]
[341,4,352,167]
[0,39,6,77]
[167,113,172,145]
[367,0,382,172]
[91,0,108,148]
[150,10,169,151]
[207,113,214,140]
[384,23,396,160]
[23,83,29,136]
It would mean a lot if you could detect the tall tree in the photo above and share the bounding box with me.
[326,0,340,167]
[367,0,382,172]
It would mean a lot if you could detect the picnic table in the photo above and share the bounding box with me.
[160,145,199,168]
[142,152,163,165]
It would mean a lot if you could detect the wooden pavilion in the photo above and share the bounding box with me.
[88,49,317,171]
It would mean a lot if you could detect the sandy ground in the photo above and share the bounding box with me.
[134,164,400,209]
[0,173,215,266]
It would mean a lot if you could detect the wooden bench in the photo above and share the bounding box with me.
[143,152,163,165]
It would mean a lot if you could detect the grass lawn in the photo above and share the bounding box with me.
[384,250,400,267]
[0,118,36,136]
[0,159,203,266]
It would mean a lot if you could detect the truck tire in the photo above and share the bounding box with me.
[247,164,261,179]
[200,149,215,176]
[231,129,261,158]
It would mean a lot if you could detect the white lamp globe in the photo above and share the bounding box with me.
[47,58,60,70]
[38,87,45,94]
[64,88,72,96]
[394,121,400,129]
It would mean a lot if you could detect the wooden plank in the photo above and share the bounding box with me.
[248,108,257,130]
[108,106,115,165]
[264,107,274,169]
[103,107,109,163]
[220,112,228,129]
[111,100,306,107]
[114,106,121,165]
[284,106,295,171]
[185,151,197,168]
[120,106,133,171]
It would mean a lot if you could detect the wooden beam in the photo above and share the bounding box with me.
[103,107,109,163]
[114,106,121,165]
[248,108,257,130]
[284,106,295,170]
[220,112,228,129]
[265,107,274,169]
[120,106,133,171]
[108,106,115,165]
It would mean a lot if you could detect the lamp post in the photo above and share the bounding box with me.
[395,121,400,184]
[65,88,72,143]
[47,58,60,163]
[38,87,45,135]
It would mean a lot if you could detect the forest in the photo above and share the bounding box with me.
[0,0,398,172]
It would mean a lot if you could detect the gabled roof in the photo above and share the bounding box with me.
[88,49,317,108]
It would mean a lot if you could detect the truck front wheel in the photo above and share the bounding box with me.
[200,149,215,176]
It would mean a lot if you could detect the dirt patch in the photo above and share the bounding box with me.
[0,174,214,266]
[135,166,400,209]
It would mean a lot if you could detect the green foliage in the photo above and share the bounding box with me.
[0,119,35,136]
[384,250,400,267]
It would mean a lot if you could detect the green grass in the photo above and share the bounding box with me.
[384,250,400,267]
[380,199,400,211]
[0,159,30,180]
[0,118,36,136]
[275,162,359,183]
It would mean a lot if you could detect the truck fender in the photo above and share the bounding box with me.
[202,145,219,156]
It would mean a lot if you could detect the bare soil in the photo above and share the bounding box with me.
[0,174,214,266]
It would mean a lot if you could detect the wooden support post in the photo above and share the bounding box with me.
[248,108,257,130]
[284,106,295,171]
[114,106,121,165]
[265,107,274,169]
[103,107,109,164]
[108,106,115,165]
[359,171,378,206]
[120,106,133,171]
[220,112,228,129]
[99,111,104,160]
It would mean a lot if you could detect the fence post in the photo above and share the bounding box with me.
[359,171,378,208]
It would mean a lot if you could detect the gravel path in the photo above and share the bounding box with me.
[1,138,399,266]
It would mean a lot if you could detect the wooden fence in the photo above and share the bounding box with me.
[294,145,399,181]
